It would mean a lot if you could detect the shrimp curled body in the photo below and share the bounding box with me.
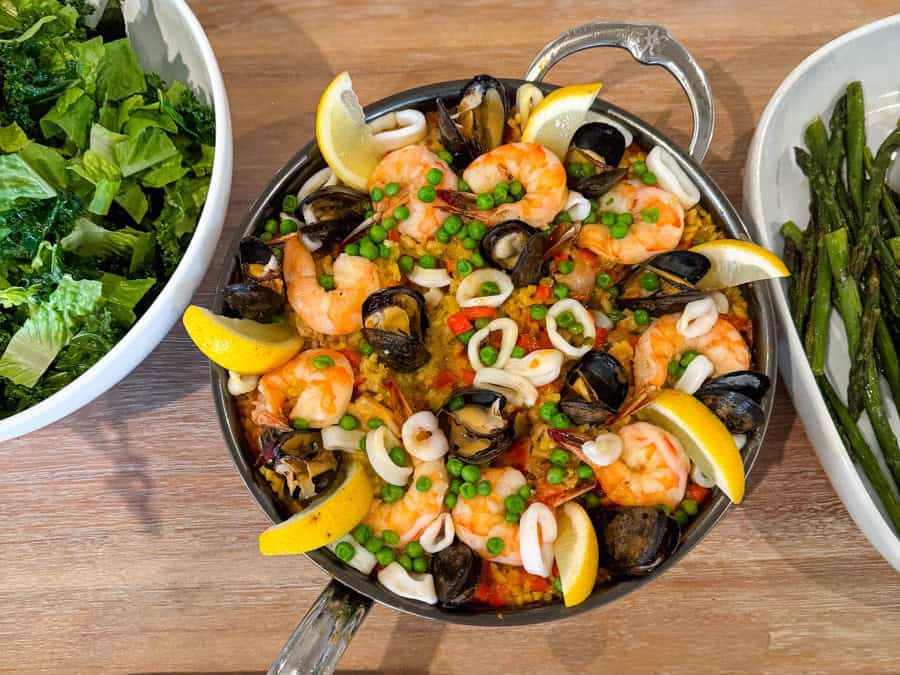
[452,466,526,565]
[283,236,381,335]
[366,460,450,546]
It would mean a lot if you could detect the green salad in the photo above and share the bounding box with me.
[0,0,215,418]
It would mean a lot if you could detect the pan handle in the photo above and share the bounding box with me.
[524,23,714,163]
[268,579,373,675]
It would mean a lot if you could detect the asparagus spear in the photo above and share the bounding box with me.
[823,228,863,354]
[795,148,847,233]
[847,271,879,417]
[819,375,900,534]
[864,146,900,238]
[863,364,900,486]
[805,226,832,375]
[846,81,866,218]
[875,318,900,408]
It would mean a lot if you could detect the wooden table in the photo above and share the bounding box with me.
[3,2,900,673]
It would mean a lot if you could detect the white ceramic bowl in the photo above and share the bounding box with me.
[0,0,233,442]
[745,15,900,571]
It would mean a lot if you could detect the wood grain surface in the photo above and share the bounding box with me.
[3,2,900,673]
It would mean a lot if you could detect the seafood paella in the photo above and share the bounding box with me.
[185,73,787,609]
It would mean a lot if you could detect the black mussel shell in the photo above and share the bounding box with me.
[479,220,545,286]
[560,350,629,424]
[695,388,765,434]
[696,370,771,402]
[648,250,711,285]
[593,507,680,576]
[432,541,481,608]
[237,236,284,299]
[261,429,340,505]
[439,388,514,464]
[362,287,431,372]
[222,282,284,322]
[240,236,277,268]
[569,167,628,199]
[458,75,508,156]
[617,290,709,317]
[436,98,473,169]
[298,185,370,251]
[570,122,627,168]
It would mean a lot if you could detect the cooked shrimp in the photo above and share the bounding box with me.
[458,142,568,229]
[578,180,684,264]
[367,145,458,242]
[253,348,354,429]
[593,422,689,510]
[283,236,381,335]
[633,313,750,389]
[366,459,449,546]
[452,466,526,565]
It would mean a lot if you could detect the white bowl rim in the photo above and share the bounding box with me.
[745,14,900,569]
[0,0,233,442]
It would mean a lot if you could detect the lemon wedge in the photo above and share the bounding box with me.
[691,239,790,291]
[521,82,603,159]
[637,389,745,503]
[259,459,374,555]
[553,502,599,608]
[315,71,382,190]
[182,305,302,375]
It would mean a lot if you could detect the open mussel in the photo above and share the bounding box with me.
[479,220,545,286]
[559,350,629,425]
[695,388,765,434]
[438,75,508,168]
[593,506,680,576]
[616,250,713,316]
[439,388,514,464]
[223,236,285,321]
[261,429,340,506]
[298,185,370,252]
[696,370,770,402]
[432,541,481,608]
[565,122,628,198]
[362,287,431,372]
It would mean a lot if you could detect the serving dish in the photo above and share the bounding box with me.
[0,0,233,442]
[212,23,777,673]
[744,14,900,572]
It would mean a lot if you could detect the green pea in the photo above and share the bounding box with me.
[282,194,299,213]
[550,448,570,466]
[584,492,601,509]
[381,217,397,230]
[438,150,454,164]
[360,341,374,356]
[385,182,400,197]
[567,162,584,178]
[668,359,682,378]
[632,160,647,175]
[398,553,413,571]
[518,485,532,500]
[505,511,520,523]
[511,345,526,359]
[458,178,471,192]
[609,222,629,239]
[641,206,660,223]
[450,478,462,494]
[359,239,379,260]
[405,541,424,558]
[447,457,464,476]
[335,541,355,562]
[530,303,548,320]
[389,446,407,466]
[264,218,279,234]
[412,557,428,573]
[426,168,443,185]
[418,185,437,202]
[551,412,571,430]
[486,537,504,555]
[642,171,658,185]
[376,548,396,566]
[379,243,391,259]
[364,209,375,219]
[609,309,624,324]
[272,247,283,260]
[461,237,477,250]
[479,346,499,366]
[601,211,616,226]
[471,252,485,267]
[634,309,650,326]
[460,482,476,499]
[382,530,400,546]
[553,283,570,299]
[681,498,699,516]
[547,466,566,485]
[607,287,620,300]
[443,215,463,234]
[416,476,433,492]
[260,231,274,243]
[368,418,385,429]
[474,317,490,330]
[280,219,297,234]
[558,259,575,274]
[399,255,415,273]
[291,417,310,430]
[467,220,487,239]
[492,184,508,202]
[383,484,404,503]
[364,536,383,554]
[538,401,558,421]
[640,271,660,292]
[555,211,573,224]
[556,310,574,328]
[658,503,672,515]
[339,414,359,431]
[480,281,500,296]
[345,243,360,256]
[448,397,466,412]
[476,479,492,496]
[436,228,451,243]
[672,509,689,527]
[576,463,593,480]
[615,212,633,227]
[456,259,473,276]
[476,193,495,210]
[680,349,700,366]
[418,255,437,269]
[461,464,480,483]
[584,212,597,224]
[369,225,387,242]
[504,494,526,514]
[352,524,371,544]
[318,273,335,290]
[393,204,410,221]
[509,180,524,198]
[370,187,384,202]
[569,321,584,335]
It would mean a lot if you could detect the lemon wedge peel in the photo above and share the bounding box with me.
[691,239,790,291]
[520,82,603,159]
[553,501,599,608]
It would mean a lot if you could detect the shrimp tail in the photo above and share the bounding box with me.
[435,188,477,216]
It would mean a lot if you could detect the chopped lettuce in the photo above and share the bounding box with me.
[0,153,57,208]
[96,38,146,102]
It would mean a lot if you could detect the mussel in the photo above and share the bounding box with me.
[559,350,629,425]
[696,370,770,402]
[439,388,514,464]
[565,122,629,198]
[437,75,508,168]
[695,388,765,434]
[223,236,285,321]
[479,220,545,286]
[432,541,481,607]
[261,429,340,505]
[593,507,680,576]
[616,250,713,316]
[298,185,370,252]
[361,286,431,372]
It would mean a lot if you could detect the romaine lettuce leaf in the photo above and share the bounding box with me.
[0,153,57,209]
[113,126,178,177]
[100,272,154,325]
[19,142,69,189]
[95,37,146,101]
[0,122,29,153]
[39,86,96,151]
